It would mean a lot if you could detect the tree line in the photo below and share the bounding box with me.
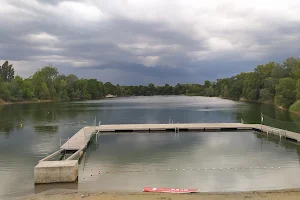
[0,62,216,102]
[1,57,300,112]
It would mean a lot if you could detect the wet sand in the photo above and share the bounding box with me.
[20,189,300,200]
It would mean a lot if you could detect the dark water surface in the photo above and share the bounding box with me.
[1,96,300,199]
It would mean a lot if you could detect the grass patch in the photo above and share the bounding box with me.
[289,101,300,113]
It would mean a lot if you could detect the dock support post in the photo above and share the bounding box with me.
[174,126,179,135]
[260,112,263,131]
[279,131,282,145]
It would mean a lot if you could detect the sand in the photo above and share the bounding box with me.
[19,189,300,200]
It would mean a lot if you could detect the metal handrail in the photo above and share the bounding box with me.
[39,149,64,162]
[66,149,81,160]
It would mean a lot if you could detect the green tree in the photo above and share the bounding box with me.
[65,74,78,100]
[0,61,14,82]
[23,78,34,99]
[32,70,49,99]
[228,76,244,100]
[53,75,70,101]
[0,82,11,100]
[259,88,273,102]
[205,86,214,97]
[35,82,50,100]
[87,79,104,99]
[75,79,91,99]
[148,83,156,95]
[283,57,300,75]
[296,79,300,100]
[260,77,276,102]
[223,85,229,98]
[275,78,296,108]
[271,64,288,79]
[163,84,173,95]
[104,82,117,95]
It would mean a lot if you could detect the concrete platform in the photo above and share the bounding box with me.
[34,160,78,184]
[61,127,96,150]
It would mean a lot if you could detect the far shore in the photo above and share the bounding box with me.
[19,188,300,200]
[0,99,53,105]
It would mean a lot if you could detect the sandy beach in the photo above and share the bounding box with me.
[20,189,300,200]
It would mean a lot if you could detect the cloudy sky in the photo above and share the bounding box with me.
[1,0,300,85]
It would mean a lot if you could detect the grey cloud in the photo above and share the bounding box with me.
[86,62,191,79]
[37,0,74,4]
[1,0,300,84]
[109,18,202,47]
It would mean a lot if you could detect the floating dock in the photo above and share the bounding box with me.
[96,123,253,132]
[34,123,300,184]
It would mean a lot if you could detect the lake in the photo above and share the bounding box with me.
[1,96,300,199]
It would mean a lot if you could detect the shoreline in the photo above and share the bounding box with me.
[19,188,300,200]
[0,99,53,105]
[0,96,115,106]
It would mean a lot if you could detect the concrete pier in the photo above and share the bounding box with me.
[61,127,96,150]
[34,160,78,184]
[34,122,300,184]
[34,127,96,184]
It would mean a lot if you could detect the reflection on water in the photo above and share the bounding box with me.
[79,132,300,192]
[34,125,59,133]
[1,96,300,135]
[0,96,300,199]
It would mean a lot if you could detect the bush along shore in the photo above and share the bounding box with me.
[1,57,300,114]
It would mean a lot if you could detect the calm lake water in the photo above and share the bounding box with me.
[1,96,300,199]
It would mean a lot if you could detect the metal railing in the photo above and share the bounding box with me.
[261,113,300,134]
[39,149,64,162]
[265,127,287,139]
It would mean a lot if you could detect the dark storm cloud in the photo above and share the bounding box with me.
[87,62,191,78]
[1,0,300,84]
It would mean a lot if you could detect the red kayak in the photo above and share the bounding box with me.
[143,187,200,193]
